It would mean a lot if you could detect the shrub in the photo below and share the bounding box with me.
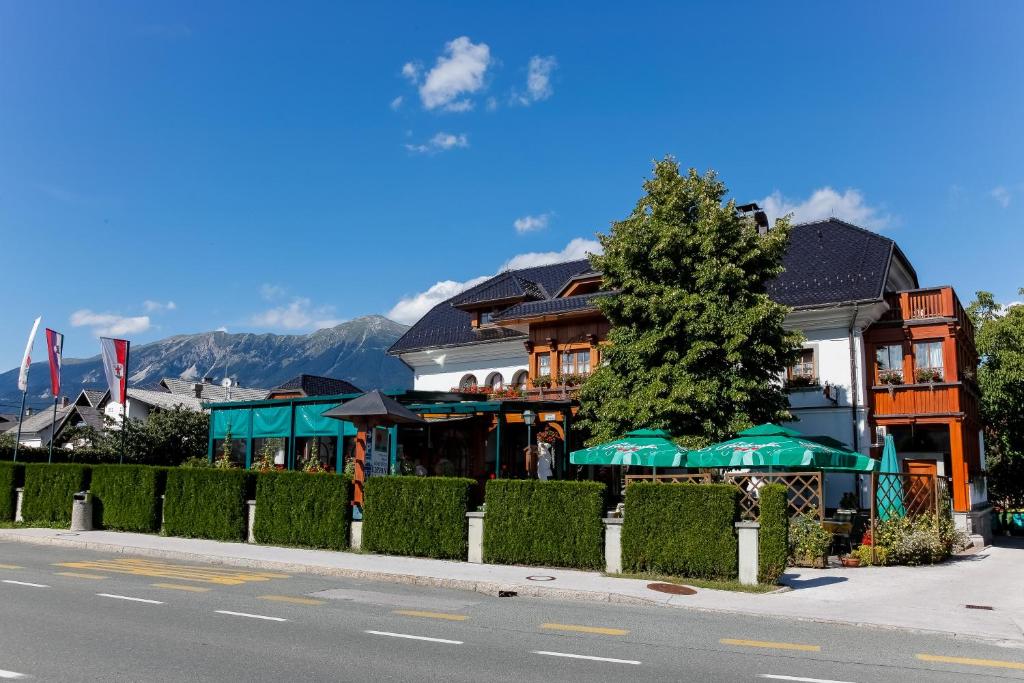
[758,483,789,583]
[21,463,90,525]
[483,480,605,569]
[255,472,351,550]
[874,515,948,565]
[0,461,23,521]
[788,510,831,565]
[90,464,165,532]
[853,543,887,566]
[622,482,739,579]
[362,476,474,560]
[163,468,249,541]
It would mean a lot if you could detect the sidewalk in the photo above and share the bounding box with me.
[2,527,1022,645]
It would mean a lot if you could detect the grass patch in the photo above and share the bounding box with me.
[606,571,782,594]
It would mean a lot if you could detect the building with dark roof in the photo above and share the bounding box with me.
[267,374,363,399]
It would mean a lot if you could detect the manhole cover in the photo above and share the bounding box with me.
[526,575,556,582]
[646,582,696,596]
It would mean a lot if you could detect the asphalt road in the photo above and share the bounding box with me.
[1,541,1023,682]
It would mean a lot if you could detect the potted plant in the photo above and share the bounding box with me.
[878,369,904,386]
[789,511,832,568]
[785,374,818,389]
[532,375,552,389]
[841,554,861,567]
[915,367,943,384]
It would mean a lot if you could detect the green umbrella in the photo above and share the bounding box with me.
[876,434,905,520]
[685,423,878,472]
[570,429,686,467]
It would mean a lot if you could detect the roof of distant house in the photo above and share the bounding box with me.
[127,387,206,412]
[269,374,363,397]
[160,378,269,403]
[78,389,108,408]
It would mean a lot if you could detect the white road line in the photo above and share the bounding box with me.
[1,580,48,588]
[0,669,29,679]
[365,630,463,645]
[761,675,858,683]
[96,593,164,605]
[215,610,287,622]
[533,651,641,665]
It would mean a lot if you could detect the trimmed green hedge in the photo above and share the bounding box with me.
[22,463,90,525]
[0,461,23,521]
[363,476,474,560]
[90,464,165,533]
[758,483,789,584]
[622,482,739,579]
[255,472,351,550]
[164,468,249,541]
[483,480,605,569]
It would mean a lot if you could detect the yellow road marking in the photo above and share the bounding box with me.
[393,610,469,621]
[0,564,22,569]
[916,654,1024,670]
[541,623,629,636]
[55,572,107,580]
[720,638,820,652]
[53,559,288,586]
[151,583,211,593]
[258,595,324,606]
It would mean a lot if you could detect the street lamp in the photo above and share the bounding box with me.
[523,410,536,457]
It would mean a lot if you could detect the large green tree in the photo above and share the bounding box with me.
[969,290,1024,507]
[576,158,802,447]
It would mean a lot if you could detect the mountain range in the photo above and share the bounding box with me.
[0,315,412,412]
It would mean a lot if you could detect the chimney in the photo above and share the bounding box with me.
[202,376,214,384]
[737,202,771,236]
[25,407,32,417]
[194,383,204,398]
[61,396,70,408]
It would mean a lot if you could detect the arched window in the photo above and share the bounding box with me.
[486,372,504,390]
[511,370,528,391]
[459,374,478,390]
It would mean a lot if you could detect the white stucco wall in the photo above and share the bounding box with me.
[399,340,529,392]
[104,399,151,424]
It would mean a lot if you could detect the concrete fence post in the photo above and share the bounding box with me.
[735,521,760,586]
[246,500,257,543]
[350,520,363,551]
[14,487,24,523]
[159,494,166,533]
[603,517,623,574]
[466,511,484,563]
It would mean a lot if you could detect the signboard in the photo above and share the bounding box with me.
[370,426,390,477]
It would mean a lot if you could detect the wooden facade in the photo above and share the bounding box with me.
[521,315,610,388]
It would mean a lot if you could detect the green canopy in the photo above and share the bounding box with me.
[876,434,905,520]
[685,423,878,472]
[570,429,686,468]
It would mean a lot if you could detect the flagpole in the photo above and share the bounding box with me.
[120,342,130,464]
[48,396,58,464]
[12,391,27,463]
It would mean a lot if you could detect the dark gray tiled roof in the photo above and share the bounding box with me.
[272,374,363,396]
[492,293,604,321]
[452,273,546,307]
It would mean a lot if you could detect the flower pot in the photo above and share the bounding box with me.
[794,555,827,568]
[841,556,861,568]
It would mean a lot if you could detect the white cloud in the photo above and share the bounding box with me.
[387,237,602,324]
[401,61,421,84]
[416,36,491,112]
[390,96,404,111]
[513,212,552,234]
[760,187,892,230]
[70,310,151,336]
[260,283,286,301]
[405,131,469,154]
[512,55,556,105]
[991,185,1011,208]
[250,297,343,331]
[142,300,176,313]
[215,326,229,333]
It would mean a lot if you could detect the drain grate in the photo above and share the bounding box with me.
[965,604,994,610]
[498,590,517,598]
[646,582,697,596]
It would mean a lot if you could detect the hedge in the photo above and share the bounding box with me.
[483,480,605,569]
[0,461,23,521]
[90,464,165,533]
[21,463,90,525]
[622,482,739,579]
[362,476,474,560]
[758,483,789,584]
[1,447,120,464]
[255,472,351,550]
[163,468,249,541]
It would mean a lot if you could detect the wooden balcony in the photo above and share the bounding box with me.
[880,286,975,340]
[870,382,964,419]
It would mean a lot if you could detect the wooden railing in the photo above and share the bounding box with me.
[871,384,962,417]
[880,287,975,340]
[624,473,713,485]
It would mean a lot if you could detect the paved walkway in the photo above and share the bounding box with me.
[2,527,1022,644]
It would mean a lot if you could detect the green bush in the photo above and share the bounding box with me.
[758,484,789,583]
[788,510,830,565]
[255,472,351,550]
[483,480,605,569]
[90,465,165,533]
[22,463,90,525]
[362,476,474,560]
[163,468,249,541]
[622,482,738,579]
[0,461,23,521]
[874,515,949,566]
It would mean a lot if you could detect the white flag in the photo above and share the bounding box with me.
[17,316,41,392]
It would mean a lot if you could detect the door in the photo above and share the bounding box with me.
[905,459,938,515]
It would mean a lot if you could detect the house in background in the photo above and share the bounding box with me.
[4,392,105,450]
[266,374,363,400]
[102,377,270,426]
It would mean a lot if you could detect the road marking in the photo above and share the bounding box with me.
[55,572,107,580]
[916,653,1024,670]
[365,630,463,644]
[541,622,629,636]
[54,559,289,586]
[151,583,210,593]
[0,668,29,679]
[2,580,48,588]
[215,610,287,622]
[721,638,820,652]
[760,676,858,683]
[0,564,22,570]
[393,610,469,621]
[533,651,641,665]
[259,595,324,606]
[97,593,164,605]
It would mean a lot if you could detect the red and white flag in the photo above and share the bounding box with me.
[45,328,64,398]
[100,337,130,404]
[17,317,41,393]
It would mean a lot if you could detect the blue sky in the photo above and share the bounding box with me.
[2,1,1023,365]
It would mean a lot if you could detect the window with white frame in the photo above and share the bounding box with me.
[537,353,551,378]
[511,370,528,390]
[914,341,944,382]
[560,349,591,376]
[486,372,504,390]
[875,344,904,384]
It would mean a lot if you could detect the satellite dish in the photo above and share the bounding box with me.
[221,377,234,388]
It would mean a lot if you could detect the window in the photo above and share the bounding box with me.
[511,370,528,390]
[479,310,493,325]
[875,344,904,384]
[914,341,944,382]
[560,349,592,376]
[537,353,551,378]
[487,372,504,390]
[787,348,816,386]
[459,374,478,390]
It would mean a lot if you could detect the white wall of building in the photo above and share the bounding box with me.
[400,341,529,392]
[103,399,151,425]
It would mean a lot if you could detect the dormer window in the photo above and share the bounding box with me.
[479,310,494,326]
